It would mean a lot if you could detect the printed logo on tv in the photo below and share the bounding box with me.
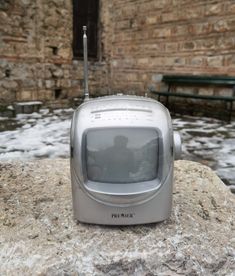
[111,213,135,218]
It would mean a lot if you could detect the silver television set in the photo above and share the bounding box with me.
[70,95,181,225]
[70,26,181,225]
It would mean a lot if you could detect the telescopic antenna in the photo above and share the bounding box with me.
[83,26,89,101]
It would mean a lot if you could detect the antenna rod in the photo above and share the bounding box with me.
[83,26,89,100]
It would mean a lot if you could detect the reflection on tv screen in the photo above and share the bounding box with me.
[86,128,159,183]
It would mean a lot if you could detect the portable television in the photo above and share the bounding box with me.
[70,27,181,225]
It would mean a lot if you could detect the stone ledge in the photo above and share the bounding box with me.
[0,159,234,275]
[13,101,42,114]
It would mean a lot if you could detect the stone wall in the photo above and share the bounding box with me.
[0,0,235,107]
[108,0,235,96]
[0,0,110,106]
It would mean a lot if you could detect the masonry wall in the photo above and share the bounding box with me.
[1,0,235,107]
[108,0,235,97]
[0,0,110,107]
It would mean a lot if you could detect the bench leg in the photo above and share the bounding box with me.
[166,95,169,107]
[228,101,233,123]
[165,84,171,107]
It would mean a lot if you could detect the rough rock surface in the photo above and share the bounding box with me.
[0,159,234,275]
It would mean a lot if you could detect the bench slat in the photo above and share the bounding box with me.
[163,75,235,86]
[151,91,235,101]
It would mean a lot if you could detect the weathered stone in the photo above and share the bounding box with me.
[214,88,233,97]
[0,159,234,275]
[63,69,70,79]
[183,41,195,50]
[58,79,72,88]
[45,79,55,89]
[1,80,18,89]
[0,89,15,102]
[207,56,223,67]
[37,89,54,101]
[198,88,214,96]
[21,79,36,88]
[175,86,198,94]
[51,68,64,78]
[213,19,229,32]
[205,3,223,16]
[0,70,5,79]
[151,74,163,83]
[19,90,32,101]
[189,56,205,66]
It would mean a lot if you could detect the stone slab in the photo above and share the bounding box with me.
[0,159,234,275]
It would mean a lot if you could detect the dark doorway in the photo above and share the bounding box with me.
[73,0,99,59]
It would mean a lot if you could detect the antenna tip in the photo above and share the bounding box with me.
[83,26,87,32]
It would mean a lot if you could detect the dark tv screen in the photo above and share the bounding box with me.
[86,128,159,183]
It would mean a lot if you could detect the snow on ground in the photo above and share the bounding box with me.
[173,116,235,185]
[0,109,234,185]
[0,109,72,161]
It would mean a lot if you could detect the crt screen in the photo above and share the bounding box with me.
[86,128,159,183]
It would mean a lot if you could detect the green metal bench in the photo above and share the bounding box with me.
[150,75,235,121]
